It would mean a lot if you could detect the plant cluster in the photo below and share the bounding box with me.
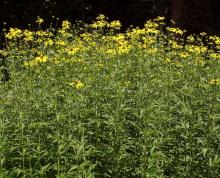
[0,15,219,177]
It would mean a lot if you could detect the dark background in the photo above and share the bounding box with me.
[0,0,220,34]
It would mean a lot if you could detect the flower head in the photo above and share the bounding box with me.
[209,79,220,85]
[75,81,84,90]
[69,80,84,90]
[36,17,44,25]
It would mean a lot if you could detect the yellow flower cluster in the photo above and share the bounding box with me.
[91,14,108,29]
[23,30,34,41]
[36,30,52,37]
[57,20,72,37]
[24,55,48,67]
[166,27,184,35]
[109,20,121,29]
[179,51,190,59]
[5,28,53,44]
[5,28,22,39]
[209,36,220,45]
[90,14,121,30]
[4,14,220,70]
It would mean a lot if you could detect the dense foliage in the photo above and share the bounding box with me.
[0,15,220,177]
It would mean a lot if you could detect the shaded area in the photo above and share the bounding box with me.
[0,0,220,34]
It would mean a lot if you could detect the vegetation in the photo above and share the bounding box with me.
[0,15,220,177]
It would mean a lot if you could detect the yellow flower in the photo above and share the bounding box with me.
[142,37,156,45]
[145,28,159,35]
[166,27,184,35]
[186,35,195,43]
[67,47,80,55]
[23,55,48,67]
[23,30,34,41]
[91,21,107,29]
[165,58,171,63]
[209,79,220,85]
[186,45,200,53]
[24,60,38,67]
[74,80,84,90]
[35,55,48,63]
[36,17,44,25]
[80,32,92,41]
[200,46,207,53]
[0,49,7,56]
[124,81,131,87]
[61,20,71,30]
[127,28,146,39]
[147,48,158,54]
[112,34,126,42]
[117,45,131,55]
[108,20,121,29]
[91,14,108,29]
[200,32,207,36]
[209,36,220,45]
[144,20,159,29]
[44,39,54,46]
[106,49,117,56]
[210,53,220,60]
[155,16,165,21]
[55,40,66,46]
[5,28,22,39]
[169,40,182,49]
[96,14,106,21]
[179,51,190,59]
[36,30,50,37]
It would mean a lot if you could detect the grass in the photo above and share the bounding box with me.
[0,15,219,177]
